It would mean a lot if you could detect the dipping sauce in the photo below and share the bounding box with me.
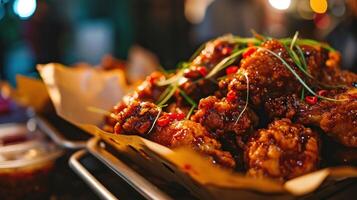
[0,123,62,200]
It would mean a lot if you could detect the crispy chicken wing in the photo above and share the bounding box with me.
[111,100,236,168]
[226,40,307,107]
[191,96,258,136]
[265,88,357,147]
[176,35,239,103]
[151,120,236,168]
[245,119,319,180]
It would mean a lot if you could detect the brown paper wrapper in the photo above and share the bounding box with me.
[38,63,357,198]
[8,75,50,111]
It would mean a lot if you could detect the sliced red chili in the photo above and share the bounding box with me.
[157,116,170,127]
[166,113,175,119]
[197,66,208,77]
[175,113,185,120]
[227,90,237,102]
[317,90,328,97]
[243,47,257,59]
[305,96,318,105]
[226,66,239,75]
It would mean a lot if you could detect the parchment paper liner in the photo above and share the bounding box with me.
[6,75,50,112]
[38,63,357,198]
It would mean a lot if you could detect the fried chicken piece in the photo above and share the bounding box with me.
[191,35,237,69]
[151,120,236,168]
[177,35,238,102]
[320,51,357,86]
[178,79,219,103]
[265,88,357,147]
[123,71,165,103]
[111,100,236,168]
[103,101,127,133]
[264,94,300,120]
[320,99,357,147]
[223,40,349,108]
[103,72,165,132]
[191,96,258,136]
[113,101,160,136]
[245,119,319,181]
[227,40,307,107]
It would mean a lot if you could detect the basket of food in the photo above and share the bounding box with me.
[38,33,357,199]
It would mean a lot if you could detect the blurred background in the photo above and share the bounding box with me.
[0,0,356,85]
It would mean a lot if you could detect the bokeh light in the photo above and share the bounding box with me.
[310,0,328,14]
[0,5,5,21]
[268,0,291,10]
[13,0,37,19]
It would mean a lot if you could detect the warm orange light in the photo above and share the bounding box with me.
[310,0,328,14]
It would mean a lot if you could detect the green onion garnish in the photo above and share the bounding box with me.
[259,47,345,102]
[235,72,249,125]
[206,48,247,79]
[157,84,178,106]
[178,89,197,119]
[87,106,120,121]
[147,107,162,134]
[186,105,196,120]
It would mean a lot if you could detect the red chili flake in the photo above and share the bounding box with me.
[157,116,170,127]
[243,47,257,59]
[305,96,318,105]
[183,164,192,170]
[227,90,237,102]
[197,66,207,77]
[317,90,328,97]
[175,113,185,120]
[147,76,155,84]
[167,113,176,119]
[167,112,186,121]
[221,47,232,55]
[226,66,239,75]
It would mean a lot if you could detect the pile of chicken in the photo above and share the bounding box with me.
[104,35,357,181]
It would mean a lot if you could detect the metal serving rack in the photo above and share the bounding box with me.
[70,150,119,200]
[68,136,357,200]
[34,115,86,149]
[69,137,174,200]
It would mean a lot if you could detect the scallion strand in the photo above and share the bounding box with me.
[235,72,249,125]
[206,48,247,79]
[259,47,345,102]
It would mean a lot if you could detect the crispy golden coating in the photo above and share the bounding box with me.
[320,51,357,86]
[191,96,258,136]
[228,40,305,107]
[179,36,238,102]
[151,120,236,168]
[192,35,237,69]
[264,94,300,120]
[124,72,165,103]
[320,99,357,147]
[113,101,160,136]
[178,79,218,103]
[265,88,357,147]
[245,119,319,180]
[112,100,236,168]
[321,68,357,87]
